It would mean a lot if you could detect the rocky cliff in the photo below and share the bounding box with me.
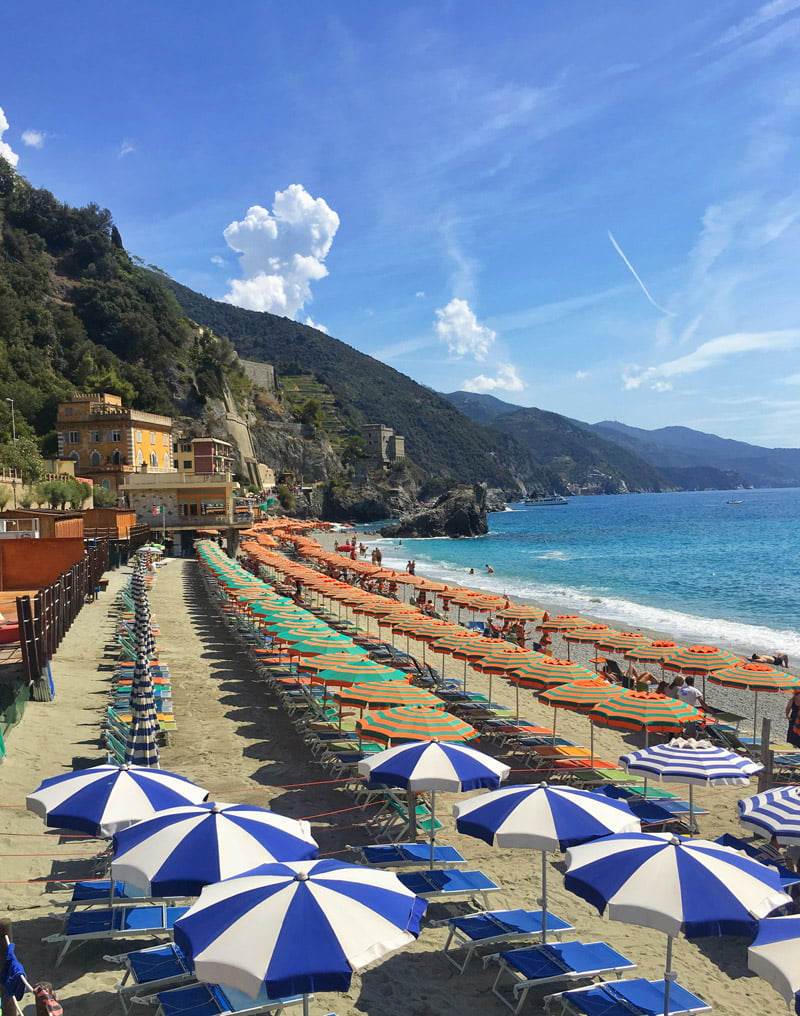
[379,483,489,538]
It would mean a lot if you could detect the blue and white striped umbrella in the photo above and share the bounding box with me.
[565,832,789,938]
[621,737,762,829]
[112,802,319,896]
[454,782,640,941]
[173,859,427,1008]
[739,785,800,845]
[357,740,510,868]
[26,764,208,836]
[124,653,161,768]
[748,915,800,1011]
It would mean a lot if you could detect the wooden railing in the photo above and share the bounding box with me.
[16,541,110,699]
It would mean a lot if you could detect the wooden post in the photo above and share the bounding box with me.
[1,917,16,1016]
[758,716,773,793]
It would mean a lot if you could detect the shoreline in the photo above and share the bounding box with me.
[338,531,798,737]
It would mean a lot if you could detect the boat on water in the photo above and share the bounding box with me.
[726,499,743,504]
[523,494,569,506]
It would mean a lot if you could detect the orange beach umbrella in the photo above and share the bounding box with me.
[356,704,479,745]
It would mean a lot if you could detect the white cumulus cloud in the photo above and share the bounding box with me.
[0,107,19,167]
[434,298,496,360]
[622,329,800,391]
[304,316,328,334]
[210,255,225,267]
[462,363,524,393]
[223,184,339,319]
[21,129,45,148]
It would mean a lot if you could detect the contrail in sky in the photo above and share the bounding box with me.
[607,230,673,315]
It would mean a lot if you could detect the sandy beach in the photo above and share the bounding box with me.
[0,546,794,1016]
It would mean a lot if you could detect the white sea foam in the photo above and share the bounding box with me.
[372,546,800,660]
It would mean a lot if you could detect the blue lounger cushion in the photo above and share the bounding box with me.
[157,981,302,1016]
[65,905,188,936]
[502,941,632,981]
[72,880,127,901]
[360,843,465,865]
[561,978,709,1016]
[451,909,572,942]
[398,868,498,895]
[127,943,192,984]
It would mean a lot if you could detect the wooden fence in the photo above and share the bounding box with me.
[16,540,110,699]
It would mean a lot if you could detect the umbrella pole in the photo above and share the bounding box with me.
[303,993,310,1016]
[689,784,694,835]
[540,850,548,943]
[753,690,758,743]
[589,721,594,766]
[663,934,675,1016]
[552,708,557,745]
[515,682,520,724]
[429,790,437,870]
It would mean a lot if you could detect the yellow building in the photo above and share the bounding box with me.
[56,393,174,493]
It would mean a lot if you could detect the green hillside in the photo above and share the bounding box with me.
[161,277,561,492]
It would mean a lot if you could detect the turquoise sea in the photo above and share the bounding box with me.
[369,488,800,659]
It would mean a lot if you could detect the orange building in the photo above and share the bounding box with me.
[56,393,174,493]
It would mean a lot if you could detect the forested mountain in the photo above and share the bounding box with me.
[0,156,246,452]
[442,392,672,493]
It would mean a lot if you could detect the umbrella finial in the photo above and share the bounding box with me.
[294,870,310,882]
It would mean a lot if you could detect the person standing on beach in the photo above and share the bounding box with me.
[786,688,800,748]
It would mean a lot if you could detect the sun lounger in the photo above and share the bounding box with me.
[142,980,306,1016]
[107,942,195,1013]
[396,868,501,909]
[543,977,711,1016]
[44,903,189,965]
[442,909,575,973]
[487,940,636,1014]
[352,842,466,867]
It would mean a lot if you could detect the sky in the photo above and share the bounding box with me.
[2,1,800,447]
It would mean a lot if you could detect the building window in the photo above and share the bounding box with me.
[181,443,191,452]
[179,503,188,517]
[69,451,79,464]
[64,407,73,416]
[66,431,80,443]
[163,434,169,446]
[110,429,122,442]
[150,432,156,444]
[90,450,101,466]
[164,453,171,468]
[150,452,158,466]
[136,430,142,443]
[101,478,111,490]
[182,460,191,469]
[137,450,144,466]
[90,430,102,442]
[112,450,122,465]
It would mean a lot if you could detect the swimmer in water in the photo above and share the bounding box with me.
[485,564,494,574]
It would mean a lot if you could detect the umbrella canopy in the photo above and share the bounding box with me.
[536,615,591,633]
[454,782,640,942]
[565,832,789,938]
[539,677,619,754]
[509,657,596,690]
[173,859,427,1004]
[357,740,509,793]
[26,764,208,836]
[332,681,442,710]
[748,915,800,1009]
[124,653,161,768]
[593,632,652,653]
[495,604,545,621]
[111,802,319,896]
[738,786,800,845]
[624,640,681,664]
[358,739,509,868]
[356,704,479,744]
[708,662,800,735]
[621,737,763,829]
[588,690,701,739]
[661,644,740,674]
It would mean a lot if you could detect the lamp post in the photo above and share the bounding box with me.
[4,398,16,444]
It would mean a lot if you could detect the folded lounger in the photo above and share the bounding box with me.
[353,842,466,867]
[44,903,189,966]
[146,980,306,1016]
[109,942,195,1013]
[396,868,501,909]
[543,977,711,1016]
[715,832,800,889]
[488,940,637,1014]
[442,908,575,973]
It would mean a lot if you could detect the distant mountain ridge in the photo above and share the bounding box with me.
[441,392,799,489]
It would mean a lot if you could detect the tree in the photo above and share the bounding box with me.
[275,483,295,511]
[92,485,118,507]
[299,398,323,430]
[0,435,45,485]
